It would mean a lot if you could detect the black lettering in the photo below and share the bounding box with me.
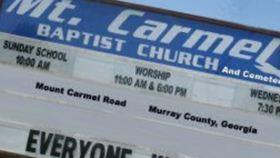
[103,96,110,103]
[121,148,132,158]
[106,145,121,158]
[135,66,143,75]
[50,134,65,157]
[135,66,171,81]
[36,82,44,90]
[80,140,92,158]
[276,106,280,115]
[3,40,9,49]
[40,132,53,155]
[250,89,259,98]
[36,47,42,56]
[152,154,168,158]
[61,136,77,158]
[149,105,158,113]
[36,47,68,62]
[90,143,105,158]
[26,129,40,153]
[251,89,280,103]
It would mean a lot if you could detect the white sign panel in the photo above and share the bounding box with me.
[1,33,280,119]
[0,64,279,147]
[0,122,182,158]
[0,92,279,158]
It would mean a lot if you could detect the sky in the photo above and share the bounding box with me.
[121,0,280,32]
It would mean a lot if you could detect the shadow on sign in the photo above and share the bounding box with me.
[0,150,33,158]
[0,0,2,12]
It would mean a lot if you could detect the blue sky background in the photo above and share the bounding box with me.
[121,0,280,31]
